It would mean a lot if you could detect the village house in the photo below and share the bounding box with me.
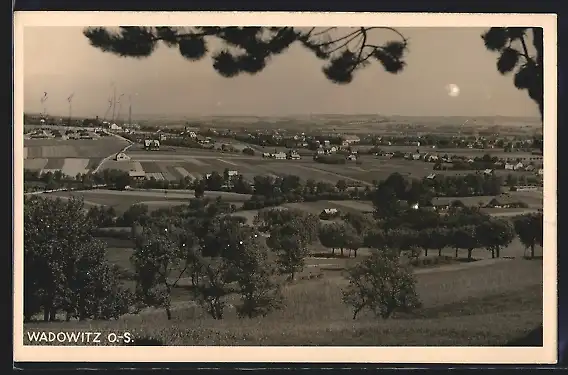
[129,170,146,180]
[524,165,536,172]
[347,154,357,161]
[504,162,515,170]
[426,173,437,180]
[319,208,340,220]
[424,154,439,162]
[273,152,287,160]
[115,152,130,161]
[483,169,494,175]
[484,196,528,209]
[538,168,544,176]
[287,150,301,160]
[144,139,160,151]
[412,153,421,160]
[341,134,361,146]
[513,162,525,171]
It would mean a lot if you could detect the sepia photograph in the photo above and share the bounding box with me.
[14,12,556,364]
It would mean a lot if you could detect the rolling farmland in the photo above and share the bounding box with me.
[24,137,130,176]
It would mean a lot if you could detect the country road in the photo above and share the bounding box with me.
[92,132,134,174]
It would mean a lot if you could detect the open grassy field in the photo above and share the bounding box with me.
[48,189,252,214]
[23,258,542,346]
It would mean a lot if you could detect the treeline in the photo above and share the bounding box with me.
[24,169,130,192]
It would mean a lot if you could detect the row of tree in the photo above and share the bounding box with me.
[317,205,543,260]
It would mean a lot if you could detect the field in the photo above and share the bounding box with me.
[24,137,130,176]
[24,255,542,346]
[94,146,544,187]
[49,189,251,214]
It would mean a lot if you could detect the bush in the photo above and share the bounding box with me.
[242,147,255,156]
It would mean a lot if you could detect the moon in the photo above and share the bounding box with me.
[446,83,460,97]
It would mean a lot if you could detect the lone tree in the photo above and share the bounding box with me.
[481,27,543,151]
[342,248,421,320]
[83,27,408,84]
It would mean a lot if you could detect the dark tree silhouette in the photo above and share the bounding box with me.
[83,26,408,84]
[481,27,543,151]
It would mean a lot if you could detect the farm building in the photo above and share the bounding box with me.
[424,154,439,162]
[129,170,146,180]
[484,196,528,209]
[319,208,340,220]
[431,197,487,210]
[513,162,525,171]
[340,134,361,146]
[144,139,160,151]
[287,150,301,160]
[115,152,130,161]
[505,163,515,170]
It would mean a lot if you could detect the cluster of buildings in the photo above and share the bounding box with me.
[262,150,301,160]
[380,149,544,176]
[25,128,102,140]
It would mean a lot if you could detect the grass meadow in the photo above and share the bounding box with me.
[23,257,542,346]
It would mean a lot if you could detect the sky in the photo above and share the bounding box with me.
[23,26,541,119]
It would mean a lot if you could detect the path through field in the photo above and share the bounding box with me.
[93,132,134,173]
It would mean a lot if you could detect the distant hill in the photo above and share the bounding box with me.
[22,111,542,131]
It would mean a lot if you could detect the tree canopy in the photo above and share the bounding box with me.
[482,27,543,151]
[83,26,408,84]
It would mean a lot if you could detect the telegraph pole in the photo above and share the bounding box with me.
[67,93,74,126]
[128,94,132,126]
[111,85,117,123]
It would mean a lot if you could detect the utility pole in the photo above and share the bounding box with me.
[128,94,132,126]
[111,85,117,123]
[67,93,74,126]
